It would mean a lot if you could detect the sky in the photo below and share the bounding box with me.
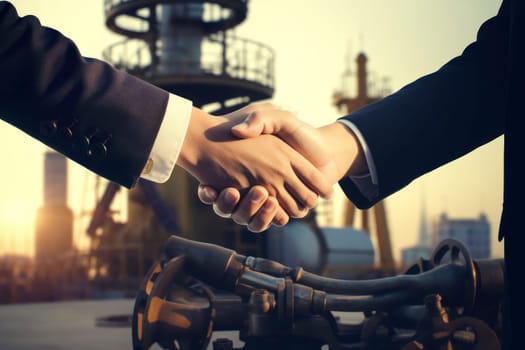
[1,0,504,260]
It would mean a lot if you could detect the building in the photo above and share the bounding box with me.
[401,199,432,266]
[34,151,74,261]
[431,213,491,259]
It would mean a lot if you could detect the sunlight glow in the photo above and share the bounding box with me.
[0,200,36,257]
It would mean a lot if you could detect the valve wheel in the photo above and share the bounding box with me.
[132,256,214,350]
[431,239,477,315]
[448,316,500,350]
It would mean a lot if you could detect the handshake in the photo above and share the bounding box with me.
[176,102,367,233]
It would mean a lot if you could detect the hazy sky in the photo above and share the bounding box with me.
[1,0,504,259]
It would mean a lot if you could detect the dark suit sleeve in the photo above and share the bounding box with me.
[0,1,170,188]
[339,2,510,209]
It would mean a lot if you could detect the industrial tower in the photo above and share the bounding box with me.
[87,0,275,291]
[103,0,274,113]
[332,52,396,273]
[35,151,73,262]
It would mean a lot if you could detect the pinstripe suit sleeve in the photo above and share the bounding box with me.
[0,1,170,188]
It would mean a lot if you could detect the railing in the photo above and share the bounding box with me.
[104,0,249,35]
[102,33,275,90]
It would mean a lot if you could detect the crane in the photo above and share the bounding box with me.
[332,52,396,274]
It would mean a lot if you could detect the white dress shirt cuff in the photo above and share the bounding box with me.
[141,94,193,183]
[337,119,379,201]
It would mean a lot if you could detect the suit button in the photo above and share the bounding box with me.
[59,127,74,140]
[40,120,58,137]
[91,143,108,158]
[73,135,91,152]
[58,119,79,141]
[90,134,111,159]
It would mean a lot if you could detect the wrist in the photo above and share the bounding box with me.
[177,107,216,175]
[319,122,366,179]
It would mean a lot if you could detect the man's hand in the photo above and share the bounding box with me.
[231,109,339,184]
[198,104,366,232]
[177,104,334,219]
[198,185,288,232]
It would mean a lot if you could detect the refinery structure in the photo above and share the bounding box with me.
[0,3,509,350]
[2,0,277,303]
[0,0,397,304]
[0,0,489,305]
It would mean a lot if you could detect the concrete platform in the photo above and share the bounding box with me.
[0,298,248,349]
[0,299,135,350]
[0,299,363,349]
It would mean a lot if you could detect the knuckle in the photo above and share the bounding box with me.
[247,222,265,233]
[302,191,318,209]
[278,216,289,226]
[307,170,332,198]
[215,202,233,216]
[232,212,249,226]
[290,207,308,219]
[249,110,264,123]
[213,204,231,218]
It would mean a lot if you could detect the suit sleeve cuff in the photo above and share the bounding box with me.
[141,93,193,183]
[336,119,379,201]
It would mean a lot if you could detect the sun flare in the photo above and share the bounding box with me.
[0,200,37,256]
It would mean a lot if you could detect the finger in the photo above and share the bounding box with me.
[272,206,290,227]
[280,151,333,207]
[283,177,319,211]
[272,184,310,219]
[259,143,323,216]
[231,112,334,200]
[247,197,279,233]
[232,111,338,191]
[317,160,339,198]
[232,187,269,226]
[292,162,334,200]
[231,109,297,139]
[213,189,241,218]
[230,112,264,138]
[197,185,218,205]
[222,101,277,120]
[237,101,277,115]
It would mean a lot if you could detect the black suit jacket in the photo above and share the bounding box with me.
[339,1,523,348]
[0,1,169,188]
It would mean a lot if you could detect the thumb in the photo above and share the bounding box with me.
[231,113,267,138]
[231,109,299,139]
[197,184,218,204]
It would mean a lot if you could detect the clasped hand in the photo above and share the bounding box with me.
[189,103,349,232]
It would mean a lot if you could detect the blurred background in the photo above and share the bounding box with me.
[0,0,503,304]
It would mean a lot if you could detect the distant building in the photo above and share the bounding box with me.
[42,151,68,206]
[401,199,432,266]
[34,151,74,261]
[431,213,491,259]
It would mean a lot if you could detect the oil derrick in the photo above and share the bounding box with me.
[332,52,396,273]
[87,0,275,292]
